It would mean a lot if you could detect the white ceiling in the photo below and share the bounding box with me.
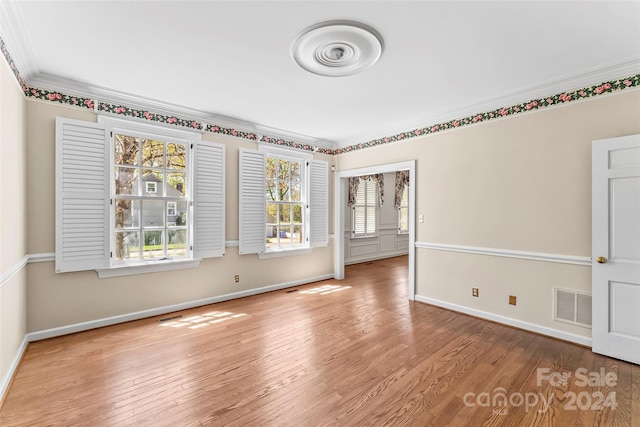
[2,1,640,149]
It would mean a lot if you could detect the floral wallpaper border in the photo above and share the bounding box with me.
[2,36,639,156]
[0,37,28,95]
[334,73,640,155]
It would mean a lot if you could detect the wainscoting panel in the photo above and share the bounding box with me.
[345,228,409,265]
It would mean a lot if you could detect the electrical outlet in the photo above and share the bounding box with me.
[234,275,240,283]
[472,288,479,297]
[509,295,517,305]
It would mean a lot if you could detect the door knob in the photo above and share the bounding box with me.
[596,256,607,264]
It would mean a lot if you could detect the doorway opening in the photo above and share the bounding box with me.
[334,160,416,300]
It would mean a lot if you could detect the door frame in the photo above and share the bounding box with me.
[334,160,416,300]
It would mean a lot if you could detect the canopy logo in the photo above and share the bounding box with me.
[463,367,618,415]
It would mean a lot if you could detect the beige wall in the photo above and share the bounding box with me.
[0,55,28,395]
[338,89,640,338]
[25,101,334,332]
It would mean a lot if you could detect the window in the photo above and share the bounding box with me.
[398,186,409,234]
[352,179,377,238]
[55,117,225,276]
[114,133,189,262]
[265,155,305,250]
[239,146,328,257]
[167,201,177,217]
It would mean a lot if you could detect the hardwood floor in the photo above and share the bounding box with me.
[1,256,638,426]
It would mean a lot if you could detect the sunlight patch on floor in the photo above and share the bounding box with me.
[299,285,352,295]
[160,311,248,330]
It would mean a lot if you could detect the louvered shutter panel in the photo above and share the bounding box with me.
[239,149,266,254]
[193,141,225,258]
[55,118,109,272]
[366,182,377,235]
[308,159,328,247]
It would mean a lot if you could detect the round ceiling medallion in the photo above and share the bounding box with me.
[291,21,384,77]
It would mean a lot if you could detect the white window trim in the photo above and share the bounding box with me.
[106,118,194,267]
[145,181,157,193]
[258,248,312,259]
[96,258,201,278]
[57,116,225,277]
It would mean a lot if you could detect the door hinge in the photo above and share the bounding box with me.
[110,251,113,258]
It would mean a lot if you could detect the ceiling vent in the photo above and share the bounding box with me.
[291,20,384,77]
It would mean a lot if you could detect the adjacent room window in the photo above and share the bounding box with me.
[55,116,226,276]
[265,155,305,250]
[398,186,409,234]
[352,179,377,238]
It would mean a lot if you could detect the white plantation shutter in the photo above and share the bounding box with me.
[239,149,266,254]
[352,180,377,237]
[308,160,328,247]
[193,141,225,258]
[55,118,109,272]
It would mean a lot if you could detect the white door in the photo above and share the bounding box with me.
[592,134,640,365]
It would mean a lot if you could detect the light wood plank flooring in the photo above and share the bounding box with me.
[1,256,638,426]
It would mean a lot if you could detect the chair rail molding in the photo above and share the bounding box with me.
[415,242,591,266]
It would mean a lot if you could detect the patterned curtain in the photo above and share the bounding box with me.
[347,174,385,207]
[394,170,410,208]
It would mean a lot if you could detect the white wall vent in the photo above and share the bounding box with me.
[554,287,592,328]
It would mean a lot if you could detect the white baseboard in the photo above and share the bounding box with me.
[27,274,334,342]
[1,335,28,403]
[414,295,592,347]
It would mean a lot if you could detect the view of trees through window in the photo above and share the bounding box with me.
[265,156,304,249]
[113,133,188,262]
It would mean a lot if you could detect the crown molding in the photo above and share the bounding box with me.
[0,0,39,81]
[336,55,640,147]
[27,72,337,150]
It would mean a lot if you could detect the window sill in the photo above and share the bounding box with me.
[96,258,201,278]
[350,235,379,240]
[258,247,312,259]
